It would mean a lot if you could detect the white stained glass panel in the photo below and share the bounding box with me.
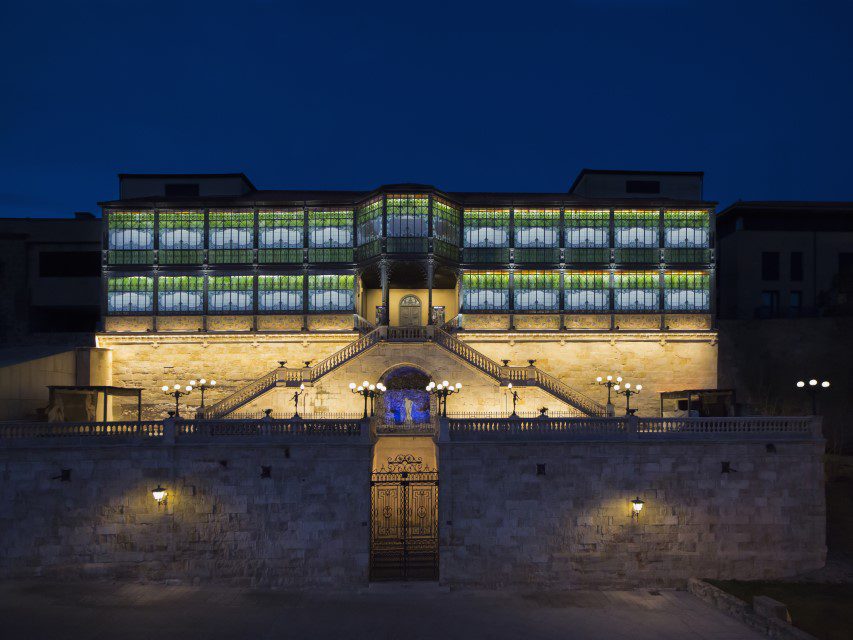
[665,289,710,311]
[310,226,352,247]
[664,227,710,248]
[463,289,508,310]
[614,227,658,247]
[565,290,609,311]
[259,226,303,248]
[515,228,559,247]
[464,227,509,247]
[208,290,253,312]
[159,228,204,250]
[615,290,658,310]
[258,290,303,312]
[566,227,608,247]
[514,289,559,310]
[209,228,253,249]
[108,291,153,313]
[309,289,354,311]
[109,229,154,250]
[158,291,203,313]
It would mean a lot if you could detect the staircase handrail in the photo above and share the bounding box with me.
[433,327,606,417]
[202,327,383,418]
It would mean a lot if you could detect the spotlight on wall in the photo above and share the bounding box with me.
[631,496,645,520]
[152,485,167,505]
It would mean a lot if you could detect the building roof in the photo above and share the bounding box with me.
[100,186,714,209]
[568,168,705,194]
[118,172,257,189]
[717,200,853,218]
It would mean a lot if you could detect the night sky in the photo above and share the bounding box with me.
[2,1,852,217]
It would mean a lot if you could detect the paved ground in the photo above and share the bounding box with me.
[0,581,763,640]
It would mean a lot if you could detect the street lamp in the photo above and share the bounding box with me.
[161,383,193,418]
[614,382,642,416]
[596,375,622,417]
[631,496,645,521]
[507,382,520,417]
[349,380,386,419]
[427,380,462,417]
[796,378,830,414]
[189,378,216,407]
[152,485,167,506]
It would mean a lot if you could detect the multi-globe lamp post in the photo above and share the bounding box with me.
[796,378,830,414]
[596,375,622,417]
[614,382,642,416]
[189,378,216,408]
[427,380,462,417]
[349,380,386,419]
[161,383,193,417]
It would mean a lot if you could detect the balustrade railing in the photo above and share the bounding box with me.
[638,416,816,434]
[0,420,163,439]
[178,418,363,438]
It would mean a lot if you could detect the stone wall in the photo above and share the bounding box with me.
[97,330,717,419]
[0,442,371,587]
[438,439,825,588]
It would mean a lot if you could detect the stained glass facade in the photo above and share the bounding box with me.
[208,210,254,264]
[107,211,154,264]
[307,274,355,312]
[107,276,153,313]
[258,275,303,312]
[565,271,610,311]
[158,276,204,313]
[461,271,510,311]
[158,211,204,264]
[514,270,560,311]
[463,208,510,263]
[208,275,254,313]
[513,209,560,263]
[664,271,711,311]
[613,271,660,311]
[258,209,304,263]
[308,209,354,262]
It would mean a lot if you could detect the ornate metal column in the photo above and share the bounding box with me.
[427,256,435,325]
[380,257,390,325]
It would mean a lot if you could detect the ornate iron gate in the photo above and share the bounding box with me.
[370,454,439,581]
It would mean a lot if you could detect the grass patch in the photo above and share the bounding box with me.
[707,581,853,640]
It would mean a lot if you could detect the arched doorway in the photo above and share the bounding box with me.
[399,294,422,327]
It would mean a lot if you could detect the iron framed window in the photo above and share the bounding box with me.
[565,271,610,312]
[613,270,660,312]
[614,210,660,263]
[664,210,711,263]
[258,209,304,263]
[157,275,204,314]
[107,275,153,314]
[565,210,610,263]
[513,270,560,311]
[207,275,254,313]
[107,211,154,265]
[208,210,254,264]
[386,194,428,254]
[461,271,510,311]
[158,211,205,264]
[664,270,710,311]
[433,196,460,260]
[258,275,304,313]
[513,209,560,263]
[308,209,354,262]
[307,274,355,312]
[462,208,510,263]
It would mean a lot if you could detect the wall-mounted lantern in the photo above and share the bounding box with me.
[631,496,645,520]
[152,485,167,505]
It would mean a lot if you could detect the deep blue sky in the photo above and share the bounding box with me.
[2,0,852,217]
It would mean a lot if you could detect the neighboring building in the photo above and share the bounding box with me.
[716,201,853,319]
[0,213,102,344]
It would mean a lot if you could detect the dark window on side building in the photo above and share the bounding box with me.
[790,252,803,281]
[761,252,780,281]
[39,251,101,277]
[760,290,779,317]
[625,180,660,194]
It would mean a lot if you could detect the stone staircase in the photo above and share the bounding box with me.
[202,325,606,418]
